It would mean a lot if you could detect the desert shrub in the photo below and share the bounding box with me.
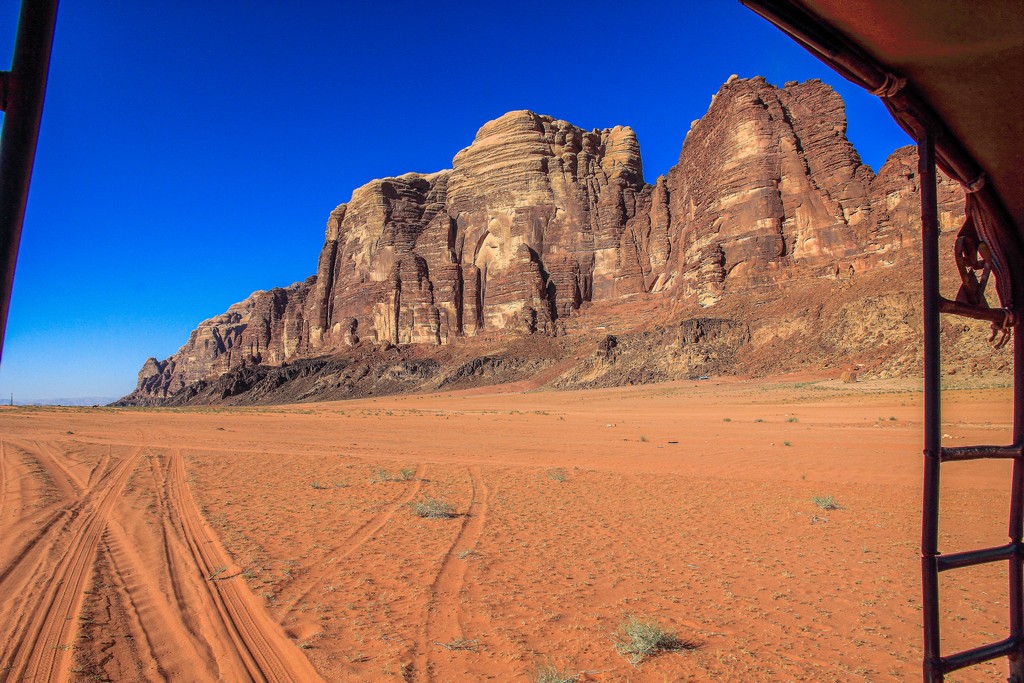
[371,467,416,483]
[786,417,799,423]
[532,663,578,683]
[410,497,455,518]
[613,615,694,665]
[547,468,567,482]
[812,495,840,510]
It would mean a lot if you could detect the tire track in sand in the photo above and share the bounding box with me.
[280,463,428,614]
[0,442,78,596]
[414,465,490,682]
[0,441,131,589]
[82,449,223,681]
[166,449,323,682]
[33,439,87,495]
[1,445,144,683]
[0,439,82,587]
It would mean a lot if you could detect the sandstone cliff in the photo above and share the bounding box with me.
[120,76,1007,406]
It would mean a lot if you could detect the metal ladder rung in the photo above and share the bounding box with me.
[941,444,1022,462]
[936,542,1017,572]
[941,636,1017,674]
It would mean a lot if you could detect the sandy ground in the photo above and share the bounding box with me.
[0,375,1016,682]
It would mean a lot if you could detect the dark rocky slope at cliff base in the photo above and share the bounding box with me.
[117,76,1010,407]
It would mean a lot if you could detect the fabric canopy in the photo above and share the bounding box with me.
[743,0,1024,311]
[794,1,1023,232]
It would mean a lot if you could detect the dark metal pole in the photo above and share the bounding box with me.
[0,0,59,365]
[1010,329,1024,681]
[919,129,943,682]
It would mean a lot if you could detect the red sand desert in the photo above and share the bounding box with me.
[0,376,1015,682]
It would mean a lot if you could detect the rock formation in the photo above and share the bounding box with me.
[303,110,654,352]
[123,75,990,405]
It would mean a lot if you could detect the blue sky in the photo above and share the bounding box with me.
[0,1,911,401]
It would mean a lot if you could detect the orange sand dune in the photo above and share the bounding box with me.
[0,376,1014,681]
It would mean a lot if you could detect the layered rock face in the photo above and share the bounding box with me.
[667,76,916,306]
[304,111,654,352]
[128,76,969,402]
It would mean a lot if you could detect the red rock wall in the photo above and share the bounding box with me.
[131,77,967,401]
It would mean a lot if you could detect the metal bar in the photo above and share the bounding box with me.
[1009,331,1024,680]
[919,129,943,683]
[0,0,60,366]
[941,637,1017,674]
[941,444,1023,462]
[0,70,9,110]
[938,298,1012,326]
[935,543,1015,572]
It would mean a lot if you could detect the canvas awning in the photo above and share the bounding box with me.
[742,0,1024,313]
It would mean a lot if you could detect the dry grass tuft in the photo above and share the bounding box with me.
[613,615,697,665]
[410,497,455,518]
[532,663,578,682]
[812,495,841,510]
[547,468,567,482]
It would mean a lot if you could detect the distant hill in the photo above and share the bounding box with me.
[10,397,119,407]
